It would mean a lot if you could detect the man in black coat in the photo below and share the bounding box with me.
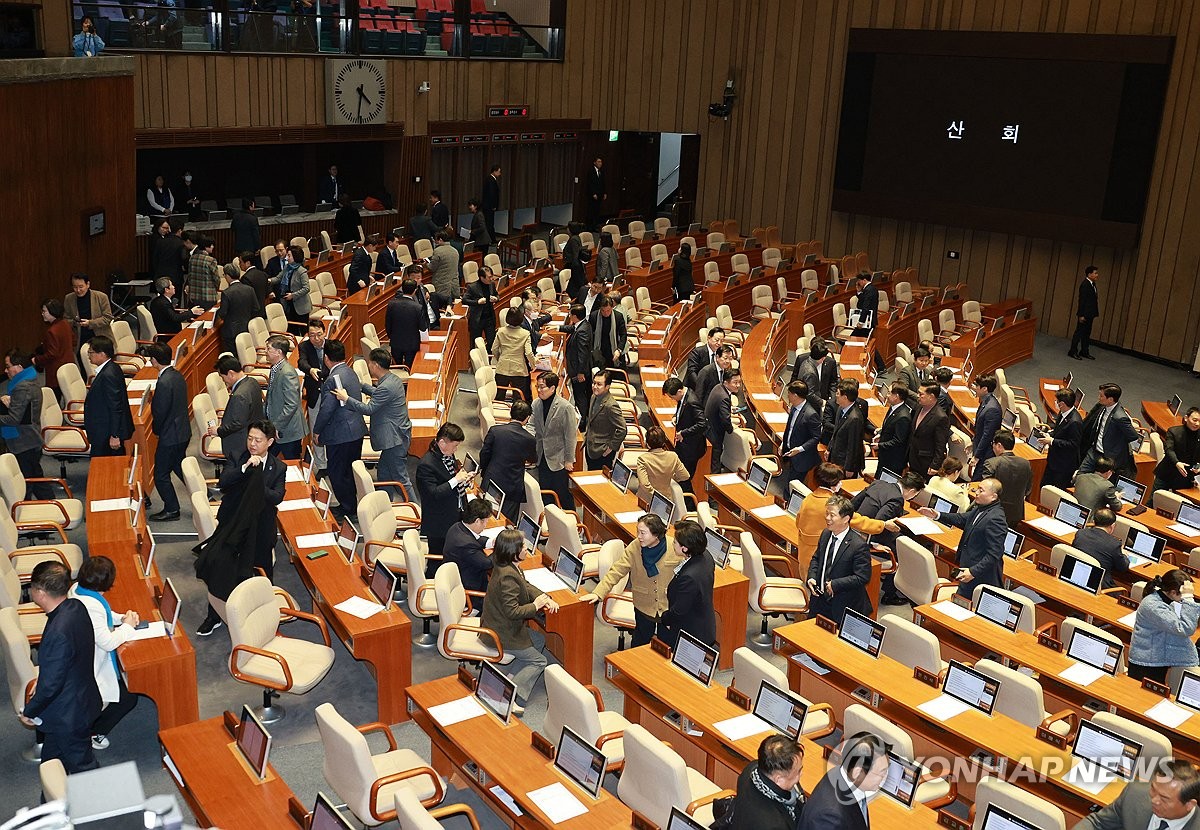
[664,377,707,482]
[684,327,724,388]
[428,190,450,231]
[481,164,501,239]
[146,343,191,521]
[150,221,188,295]
[239,252,270,310]
[376,232,402,275]
[659,521,717,648]
[852,273,879,333]
[479,400,537,524]
[790,337,839,419]
[318,164,342,206]
[216,270,262,353]
[908,382,951,477]
[231,199,261,254]
[415,422,474,557]
[385,279,428,368]
[561,223,591,296]
[705,368,741,474]
[83,336,134,456]
[148,278,197,338]
[920,477,1008,599]
[1079,382,1140,478]
[1071,509,1130,590]
[561,305,593,427]
[695,346,735,412]
[799,733,889,830]
[780,380,822,490]
[442,498,494,607]
[467,199,492,253]
[807,495,872,622]
[216,420,286,576]
[209,355,264,466]
[265,240,288,278]
[873,382,912,476]
[826,380,866,477]
[585,157,606,229]
[20,562,102,773]
[1154,407,1200,492]
[1041,388,1084,490]
[1068,265,1100,360]
[298,320,327,411]
[346,237,382,297]
[465,266,498,351]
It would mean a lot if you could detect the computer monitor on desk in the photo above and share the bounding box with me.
[610,457,633,494]
[337,518,361,564]
[941,660,999,715]
[876,467,900,485]
[1058,552,1105,595]
[974,586,1023,632]
[671,630,718,686]
[159,577,181,638]
[1113,475,1146,507]
[785,490,804,517]
[752,680,808,740]
[475,662,517,724]
[1124,527,1165,565]
[648,490,675,524]
[879,751,921,808]
[980,804,1046,830]
[368,561,398,610]
[929,494,960,515]
[746,461,772,495]
[666,807,709,830]
[1002,529,1024,559]
[704,528,732,569]
[1176,501,1200,531]
[140,527,157,578]
[837,608,884,657]
[1066,627,1122,675]
[517,512,540,551]
[553,726,606,799]
[1175,671,1200,712]
[1169,394,1183,416]
[1071,719,1141,780]
[1053,500,1090,530]
[552,547,585,593]
[310,793,355,830]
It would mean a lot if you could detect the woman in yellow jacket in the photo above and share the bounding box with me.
[636,426,691,497]
[492,305,535,404]
[581,513,681,646]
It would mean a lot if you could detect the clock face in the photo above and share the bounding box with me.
[328,59,387,125]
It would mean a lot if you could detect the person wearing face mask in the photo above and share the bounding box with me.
[726,735,806,830]
[179,171,202,220]
[799,732,890,830]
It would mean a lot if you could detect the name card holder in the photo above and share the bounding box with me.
[1116,594,1139,610]
[914,666,941,688]
[222,710,240,738]
[950,594,972,609]
[815,615,838,634]
[288,797,309,829]
[938,809,971,830]
[1036,562,1058,577]
[1181,563,1200,578]
[1035,725,1067,749]
[726,687,752,710]
[650,636,673,659]
[632,811,659,830]
[1141,677,1171,697]
[531,732,555,759]
[1156,508,1175,520]
[1037,632,1063,652]
[456,665,477,691]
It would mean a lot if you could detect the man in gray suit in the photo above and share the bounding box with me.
[980,430,1033,528]
[216,265,262,353]
[313,339,366,518]
[144,343,190,521]
[428,230,461,309]
[333,347,411,500]
[583,370,627,472]
[264,336,306,460]
[1073,759,1200,830]
[1072,455,1124,514]
[207,354,263,466]
[532,372,579,511]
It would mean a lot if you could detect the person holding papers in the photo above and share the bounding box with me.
[806,496,872,623]
[1129,569,1200,684]
[1072,759,1200,830]
[444,498,495,613]
[581,514,681,647]
[918,477,1007,599]
[659,520,716,649]
[727,734,806,830]
[481,529,559,714]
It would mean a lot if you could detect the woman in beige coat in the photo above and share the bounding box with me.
[636,425,691,497]
[492,305,534,404]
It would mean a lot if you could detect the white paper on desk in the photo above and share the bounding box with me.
[762,412,789,424]
[334,596,385,619]
[126,621,167,641]
[866,398,882,407]
[428,695,487,726]
[524,568,573,594]
[791,652,831,675]
[411,418,440,428]
[917,694,971,722]
[479,526,505,547]
[654,406,677,415]
[1042,383,1060,391]
[278,498,315,512]
[751,504,788,520]
[960,407,978,416]
[1064,760,1118,794]
[751,393,778,401]
[709,472,743,486]
[536,343,556,356]
[1118,611,1137,627]
[296,532,338,548]
[526,782,587,824]
[896,516,945,536]
[1059,662,1105,687]
[424,352,444,362]
[615,510,644,524]
[1168,523,1200,539]
[409,372,438,381]
[126,379,157,392]
[408,400,436,410]
[948,384,970,391]
[572,474,608,486]
[641,365,665,374]
[89,497,132,513]
[285,466,304,483]
[187,321,203,329]
[1146,698,1193,728]
[931,599,975,622]
[489,785,524,817]
[714,713,773,741]
[428,333,448,342]
[1026,515,1075,538]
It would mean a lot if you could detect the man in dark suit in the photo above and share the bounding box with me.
[1071,509,1129,590]
[780,380,822,490]
[873,381,912,476]
[1072,456,1124,513]
[479,399,537,523]
[799,732,890,830]
[577,278,607,320]
[562,305,593,427]
[898,346,933,399]
[695,346,735,412]
[145,343,190,521]
[663,377,707,483]
[1042,387,1084,490]
[908,382,951,476]
[208,355,263,466]
[416,422,473,557]
[376,232,403,275]
[481,163,501,239]
[790,337,839,418]
[1068,265,1100,360]
[980,430,1033,528]
[684,328,724,389]
[1079,382,1140,478]
[385,279,428,368]
[859,472,926,604]
[297,320,328,471]
[467,198,492,253]
[312,339,366,518]
[231,198,261,254]
[933,366,955,416]
[265,239,288,278]
[1155,407,1200,493]
[705,368,741,474]
[216,420,286,577]
[853,273,879,333]
[318,164,342,206]
[83,335,134,457]
[150,220,188,296]
[588,297,627,371]
[1073,759,1200,830]
[428,190,450,231]
[659,520,717,648]
[465,265,498,351]
[806,495,872,622]
[343,236,375,297]
[239,251,270,310]
[920,477,1008,599]
[443,499,494,610]
[334,347,413,498]
[585,156,606,230]
[969,373,1002,480]
[216,269,262,353]
[826,380,866,478]
[19,562,102,773]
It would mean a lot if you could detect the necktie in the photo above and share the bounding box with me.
[675,397,684,427]
[784,406,799,451]
[1155,821,1168,830]
[860,798,869,827]
[1096,407,1109,453]
[820,533,838,587]
[442,453,465,508]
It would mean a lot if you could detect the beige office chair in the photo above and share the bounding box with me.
[741,532,808,646]
[55,363,87,425]
[190,491,217,543]
[592,539,636,649]
[191,393,225,466]
[972,659,1077,737]
[972,776,1066,830]
[878,613,946,676]
[1038,486,1075,513]
[0,452,82,530]
[706,232,726,251]
[315,702,445,826]
[402,529,439,647]
[617,724,728,829]
[235,333,272,387]
[358,490,410,585]
[654,217,671,237]
[136,303,159,344]
[971,584,1036,634]
[1153,490,1185,517]
[0,554,46,642]
[543,665,630,771]
[750,284,779,321]
[39,387,90,476]
[530,239,549,260]
[841,704,956,808]
[894,537,958,607]
[544,504,601,580]
[0,505,83,581]
[0,606,40,760]
[433,562,510,665]
[394,788,483,830]
[650,243,669,263]
[625,247,643,269]
[703,261,721,286]
[1089,712,1173,769]
[352,460,420,527]
[39,758,67,801]
[226,576,335,723]
[733,647,834,738]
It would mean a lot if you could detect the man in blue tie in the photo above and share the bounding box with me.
[780,380,821,492]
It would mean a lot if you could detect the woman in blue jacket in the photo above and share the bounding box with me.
[1129,569,1200,683]
[73,16,105,56]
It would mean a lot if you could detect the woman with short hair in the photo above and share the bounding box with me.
[636,425,691,496]
[660,519,717,648]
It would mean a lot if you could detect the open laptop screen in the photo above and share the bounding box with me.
[553,726,606,799]
[1124,527,1165,564]
[1054,500,1090,530]
[1058,553,1105,594]
[929,494,960,514]
[838,608,884,657]
[980,804,1046,830]
[1072,719,1141,779]
[876,467,900,485]
[1113,475,1146,507]
[671,630,718,686]
[705,528,732,569]
[1066,628,1122,675]
[1176,670,1200,712]
[752,680,808,740]
[1177,501,1200,530]
[974,586,1022,632]
[942,660,999,715]
[610,457,633,493]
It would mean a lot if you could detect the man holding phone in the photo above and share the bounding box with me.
[806,496,872,622]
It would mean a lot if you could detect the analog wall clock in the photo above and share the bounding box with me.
[326,59,387,125]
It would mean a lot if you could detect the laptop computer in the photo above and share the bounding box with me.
[1058,552,1105,594]
[837,608,885,657]
[550,546,586,593]
[671,630,718,686]
[610,457,633,493]
[553,726,607,799]
[704,528,732,569]
[974,585,1023,632]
